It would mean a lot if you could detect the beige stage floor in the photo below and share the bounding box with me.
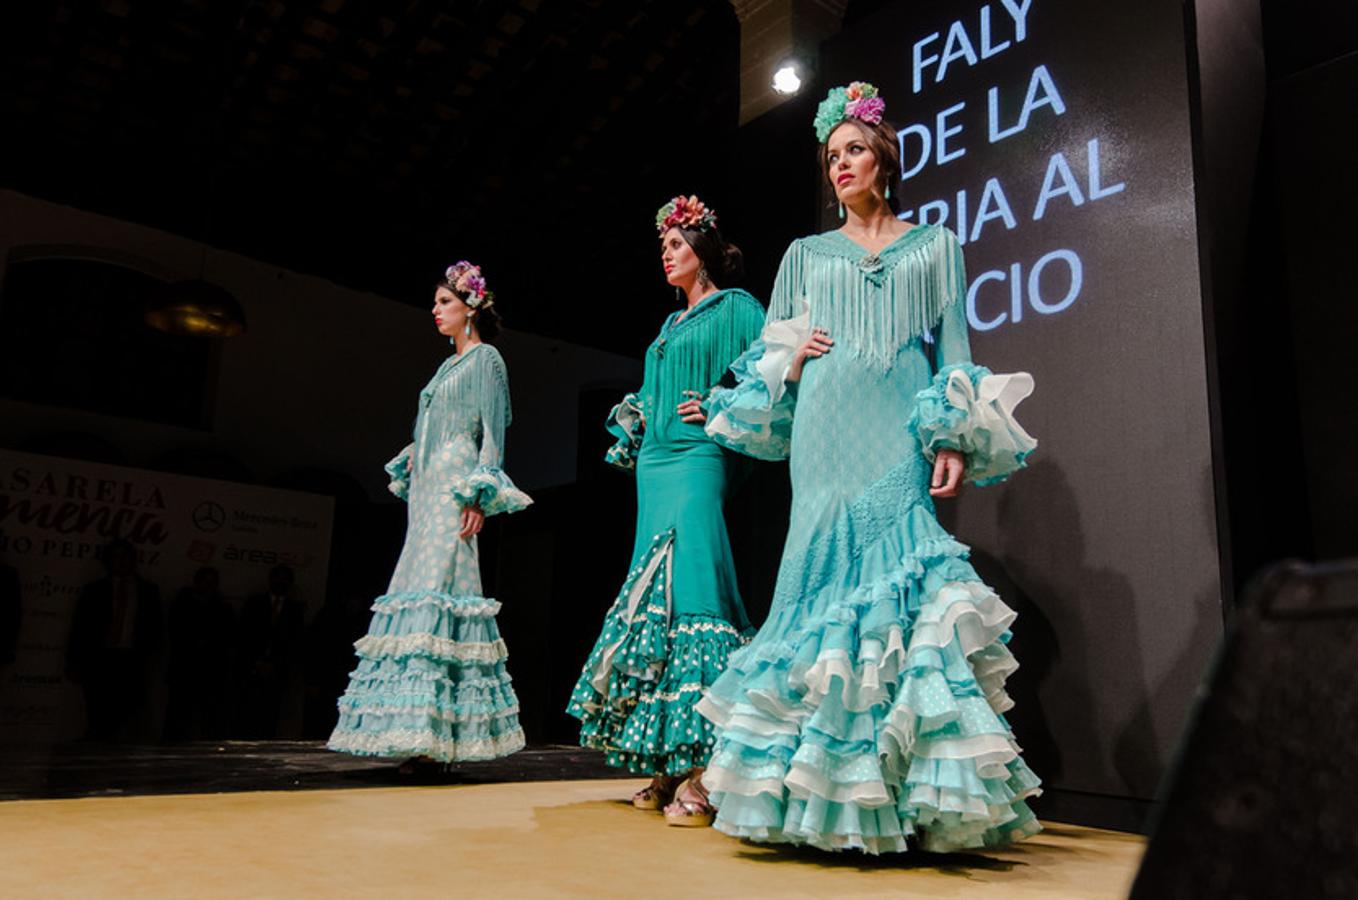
[0,778,1144,898]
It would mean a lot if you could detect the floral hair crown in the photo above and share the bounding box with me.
[813,81,885,143]
[442,260,494,309]
[655,194,718,234]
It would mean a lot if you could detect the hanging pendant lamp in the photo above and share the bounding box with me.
[145,279,247,338]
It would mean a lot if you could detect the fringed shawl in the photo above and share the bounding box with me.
[767,225,964,372]
[641,288,766,433]
[413,343,512,470]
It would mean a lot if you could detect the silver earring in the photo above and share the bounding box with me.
[675,287,683,303]
[698,267,710,287]
[885,183,891,200]
[464,319,472,337]
[838,202,845,220]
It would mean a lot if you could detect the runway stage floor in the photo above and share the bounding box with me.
[0,777,1144,899]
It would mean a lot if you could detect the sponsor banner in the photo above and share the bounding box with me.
[0,448,334,741]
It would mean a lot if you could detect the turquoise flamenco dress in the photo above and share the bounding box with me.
[567,288,767,775]
[328,343,532,762]
[698,225,1042,853]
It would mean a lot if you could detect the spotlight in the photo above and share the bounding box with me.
[772,62,802,95]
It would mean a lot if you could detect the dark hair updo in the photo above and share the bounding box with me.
[819,117,902,215]
[436,279,503,343]
[468,301,502,343]
[674,225,745,288]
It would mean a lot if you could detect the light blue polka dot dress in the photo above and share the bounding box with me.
[328,343,532,762]
[698,227,1042,853]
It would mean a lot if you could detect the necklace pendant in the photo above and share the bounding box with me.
[858,253,882,272]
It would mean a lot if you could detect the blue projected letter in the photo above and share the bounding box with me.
[979,5,1012,58]
[971,178,1017,243]
[1087,138,1126,200]
[1033,152,1086,220]
[936,102,967,165]
[898,123,932,180]
[1028,249,1084,315]
[966,272,1010,336]
[918,199,950,227]
[990,64,1067,143]
[968,269,1009,331]
[937,21,979,83]
[912,32,941,93]
[999,0,1033,42]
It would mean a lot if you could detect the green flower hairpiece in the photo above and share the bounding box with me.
[813,81,885,143]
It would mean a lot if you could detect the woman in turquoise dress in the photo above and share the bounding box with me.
[328,261,532,764]
[694,83,1042,853]
[567,196,765,825]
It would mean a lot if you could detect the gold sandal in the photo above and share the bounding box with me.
[631,775,679,810]
[663,777,715,828]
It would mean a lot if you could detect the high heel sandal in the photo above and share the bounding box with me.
[631,775,678,810]
[663,777,715,828]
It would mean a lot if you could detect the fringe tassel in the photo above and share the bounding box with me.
[414,345,511,470]
[643,290,765,432]
[767,226,963,372]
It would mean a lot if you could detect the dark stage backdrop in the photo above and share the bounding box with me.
[820,0,1225,823]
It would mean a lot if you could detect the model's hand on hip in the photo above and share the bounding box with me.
[929,449,965,498]
[677,390,706,424]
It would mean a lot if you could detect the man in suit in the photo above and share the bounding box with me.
[66,539,163,741]
[164,566,236,741]
[236,564,305,738]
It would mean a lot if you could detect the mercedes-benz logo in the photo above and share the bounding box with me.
[193,501,227,533]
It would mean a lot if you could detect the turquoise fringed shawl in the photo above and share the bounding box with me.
[641,289,766,434]
[769,225,964,372]
[413,343,512,472]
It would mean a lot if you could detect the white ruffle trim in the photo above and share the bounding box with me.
[754,299,812,405]
[921,369,1037,484]
[371,595,502,617]
[705,301,811,451]
[673,620,745,638]
[328,727,526,762]
[355,633,508,663]
[653,682,706,703]
[339,703,521,723]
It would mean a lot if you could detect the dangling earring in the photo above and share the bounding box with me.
[885,183,891,200]
[464,315,473,337]
[675,287,683,303]
[697,267,710,288]
[838,202,845,220]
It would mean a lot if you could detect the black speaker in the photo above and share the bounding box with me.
[1131,560,1358,898]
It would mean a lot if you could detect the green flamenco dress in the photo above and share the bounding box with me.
[328,343,532,762]
[698,225,1042,853]
[567,288,766,775]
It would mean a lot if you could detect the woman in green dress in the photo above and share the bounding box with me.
[567,196,765,825]
[328,261,531,765]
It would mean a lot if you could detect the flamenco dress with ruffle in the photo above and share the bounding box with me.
[567,288,766,775]
[699,224,1041,853]
[328,342,532,762]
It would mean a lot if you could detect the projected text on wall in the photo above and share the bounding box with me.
[891,1,1126,332]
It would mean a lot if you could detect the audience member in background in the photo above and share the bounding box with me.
[0,551,20,673]
[66,539,163,741]
[164,566,236,742]
[236,564,305,738]
[302,586,366,738]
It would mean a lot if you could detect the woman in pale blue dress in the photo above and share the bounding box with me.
[328,261,532,764]
[694,83,1042,853]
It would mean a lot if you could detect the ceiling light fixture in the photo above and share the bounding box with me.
[772,62,803,95]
